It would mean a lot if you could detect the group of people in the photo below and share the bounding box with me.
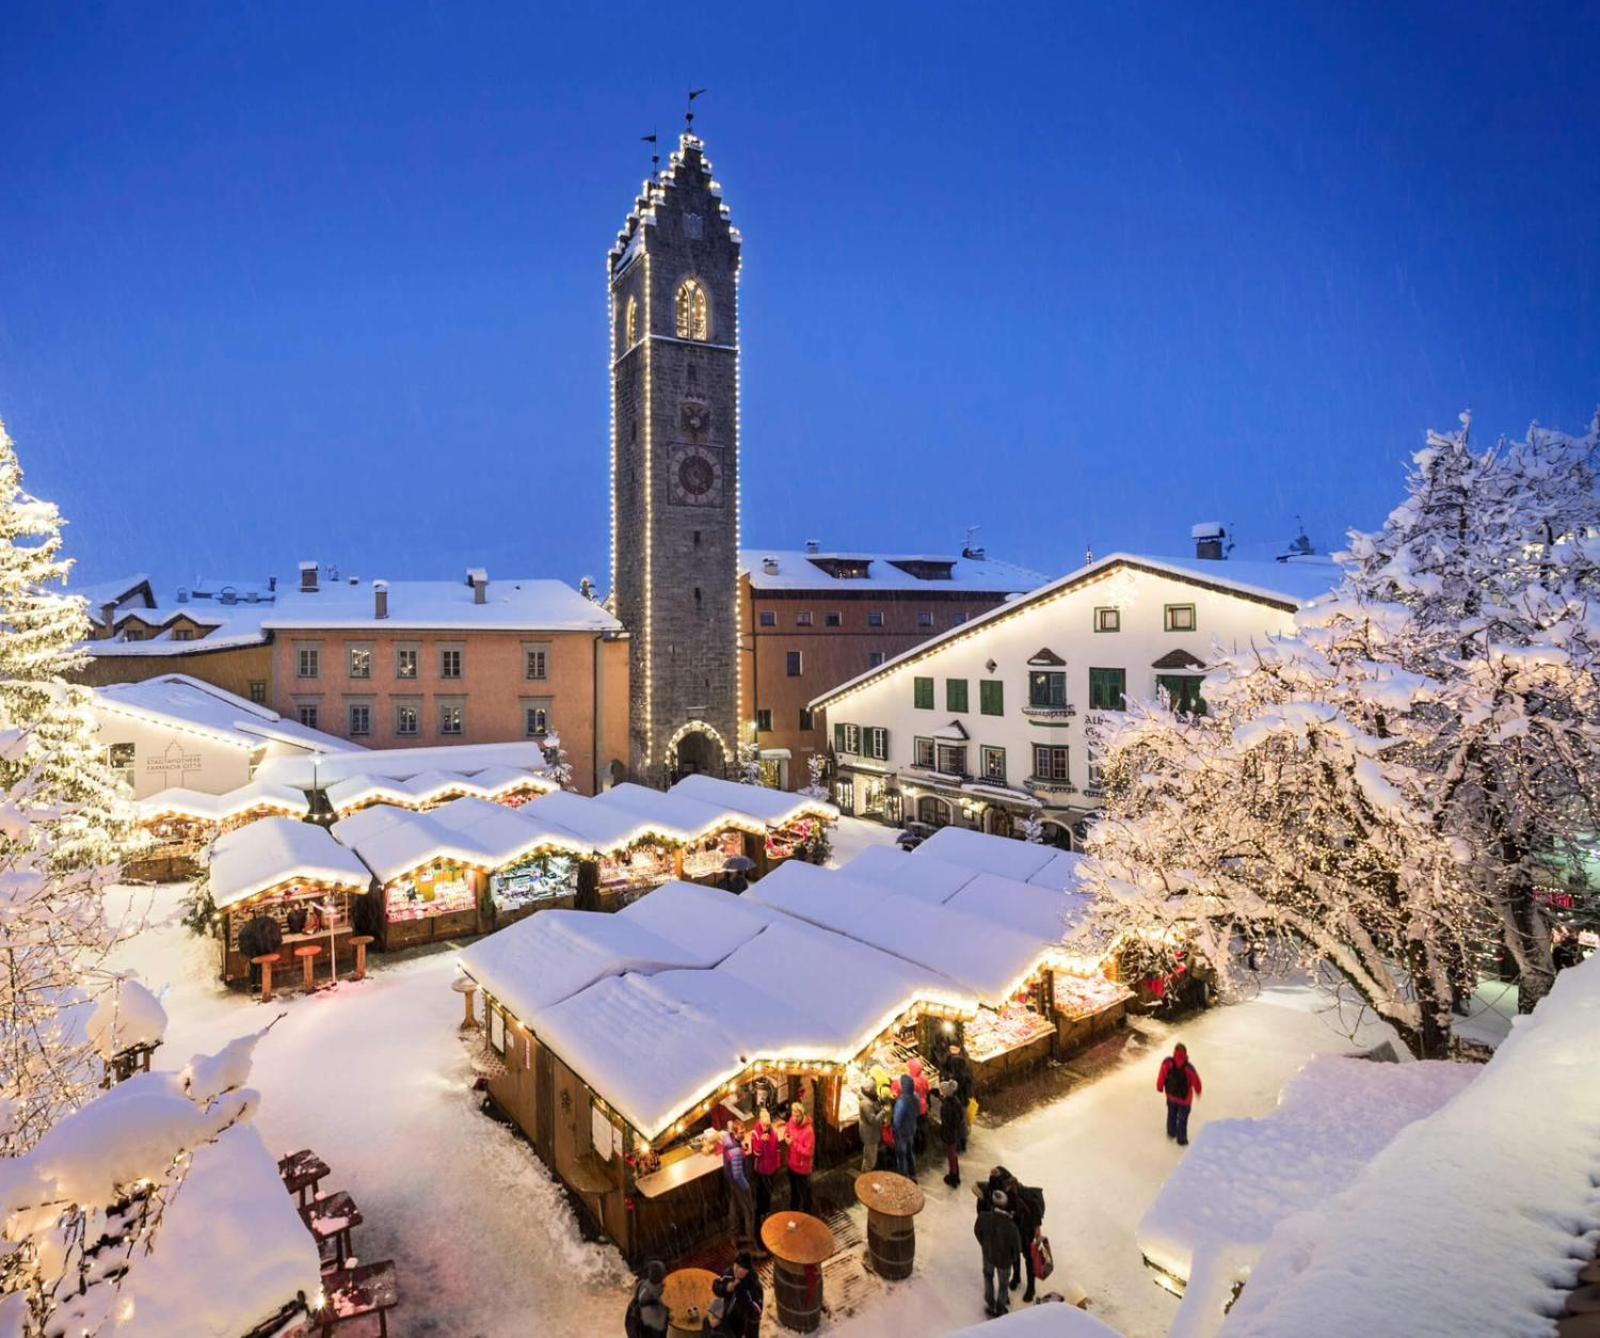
[718,1102,817,1250]
[972,1165,1048,1317]
[855,1043,974,1188]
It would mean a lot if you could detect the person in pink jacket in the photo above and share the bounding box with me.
[1157,1043,1202,1146]
[746,1108,783,1227]
[783,1103,816,1214]
[906,1058,931,1114]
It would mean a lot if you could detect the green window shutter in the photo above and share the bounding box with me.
[878,728,889,759]
[834,722,846,753]
[914,676,934,710]
[947,679,968,713]
[980,680,1003,716]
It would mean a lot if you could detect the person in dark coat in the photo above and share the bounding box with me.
[1157,1042,1202,1146]
[944,1043,974,1151]
[974,1190,1022,1317]
[626,1259,669,1337]
[1003,1175,1045,1302]
[938,1076,966,1187]
[856,1084,886,1173]
[710,1250,764,1336]
[891,1073,920,1180]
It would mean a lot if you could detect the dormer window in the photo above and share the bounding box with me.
[675,278,709,341]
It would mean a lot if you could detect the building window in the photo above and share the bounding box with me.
[936,743,968,776]
[1028,670,1067,708]
[913,737,936,768]
[756,709,773,732]
[867,611,884,628]
[917,611,933,628]
[108,742,135,787]
[1087,747,1105,791]
[525,705,549,737]
[798,707,814,731]
[795,611,813,627]
[297,647,319,679]
[946,678,969,713]
[913,676,934,710]
[1164,603,1197,633]
[440,648,463,679]
[348,704,372,736]
[833,723,862,755]
[396,648,418,679]
[624,294,638,345]
[297,703,319,730]
[1157,673,1208,715]
[172,628,195,642]
[524,648,548,680]
[1095,607,1121,633]
[786,651,803,677]
[759,611,776,628]
[863,726,889,761]
[675,278,709,340]
[1089,668,1127,711]
[980,680,1004,716]
[348,646,372,679]
[918,795,952,829]
[825,612,842,627]
[122,628,145,642]
[439,702,464,736]
[980,745,1007,783]
[248,681,267,705]
[869,651,886,668]
[1033,744,1070,782]
[395,703,419,736]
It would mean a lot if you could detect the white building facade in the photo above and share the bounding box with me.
[809,553,1335,847]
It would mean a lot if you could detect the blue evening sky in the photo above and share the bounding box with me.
[2,2,1596,591]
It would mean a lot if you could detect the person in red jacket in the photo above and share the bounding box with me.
[746,1108,783,1229]
[1157,1043,1202,1146]
[783,1104,817,1214]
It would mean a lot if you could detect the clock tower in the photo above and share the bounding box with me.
[609,134,741,784]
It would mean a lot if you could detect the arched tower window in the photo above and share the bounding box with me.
[624,295,638,347]
[675,278,709,341]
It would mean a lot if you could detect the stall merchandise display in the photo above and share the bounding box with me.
[766,817,820,861]
[1055,973,1135,1021]
[965,997,1054,1063]
[682,831,745,880]
[490,854,577,911]
[386,867,478,923]
[225,886,349,952]
[599,842,675,893]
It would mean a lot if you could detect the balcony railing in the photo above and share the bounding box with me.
[1021,702,1077,722]
[1026,775,1078,795]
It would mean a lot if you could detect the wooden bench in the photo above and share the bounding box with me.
[317,1260,398,1336]
[300,1190,363,1269]
[278,1149,330,1208]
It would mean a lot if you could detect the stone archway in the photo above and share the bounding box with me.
[665,720,732,783]
[1040,819,1075,851]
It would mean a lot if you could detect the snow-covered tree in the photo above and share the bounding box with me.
[1340,411,1600,1009]
[1020,813,1045,844]
[0,417,139,1156]
[541,731,574,790]
[800,752,828,801]
[736,740,763,786]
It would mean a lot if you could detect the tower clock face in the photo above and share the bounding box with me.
[669,444,724,507]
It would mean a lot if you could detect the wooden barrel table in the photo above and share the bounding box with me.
[661,1266,716,1336]
[855,1171,925,1281]
[760,1211,835,1333]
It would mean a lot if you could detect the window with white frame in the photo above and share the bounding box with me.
[348,645,372,678]
[440,648,463,679]
[439,701,465,736]
[863,726,889,760]
[980,745,1007,782]
[395,702,420,736]
[296,646,319,679]
[524,645,549,680]
[913,736,936,768]
[1033,744,1070,782]
[396,646,418,679]
[347,703,372,736]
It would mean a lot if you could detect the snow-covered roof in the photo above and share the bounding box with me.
[330,807,491,885]
[256,742,554,789]
[746,860,1054,1004]
[945,873,1096,946]
[915,826,1060,882]
[94,674,360,755]
[420,795,587,866]
[1026,849,1089,892]
[668,773,839,826]
[117,1123,322,1338]
[740,548,1047,594]
[208,817,372,909]
[589,781,767,841]
[72,572,155,613]
[1223,957,1600,1337]
[811,552,1340,710]
[838,843,981,903]
[136,780,309,824]
[1140,1055,1477,1320]
[86,575,620,656]
[527,789,685,852]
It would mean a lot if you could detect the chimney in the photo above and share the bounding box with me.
[298,561,319,592]
[467,568,489,604]
[762,557,780,576]
[1191,522,1227,561]
[373,580,388,620]
[176,587,190,604]
[804,539,821,554]
[268,575,278,593]
[100,601,116,629]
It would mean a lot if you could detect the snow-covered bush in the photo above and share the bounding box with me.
[736,741,763,786]
[800,752,828,801]
[541,732,574,791]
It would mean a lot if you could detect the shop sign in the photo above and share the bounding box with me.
[144,738,203,780]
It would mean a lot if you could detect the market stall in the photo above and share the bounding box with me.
[323,766,558,821]
[206,817,372,985]
[667,774,838,871]
[588,783,766,886]
[330,805,491,949]
[425,796,585,928]
[528,791,689,908]
[131,781,309,881]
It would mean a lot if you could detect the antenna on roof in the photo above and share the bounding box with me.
[1085,541,1094,564]
[685,88,706,133]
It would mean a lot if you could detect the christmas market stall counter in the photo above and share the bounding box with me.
[331,805,492,949]
[525,790,697,909]
[668,773,839,872]
[130,781,309,881]
[589,783,768,886]
[424,795,587,929]
[204,817,372,986]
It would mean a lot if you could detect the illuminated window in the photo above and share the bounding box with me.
[675,278,709,341]
[624,295,638,346]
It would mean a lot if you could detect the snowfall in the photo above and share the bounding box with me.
[101,817,1527,1337]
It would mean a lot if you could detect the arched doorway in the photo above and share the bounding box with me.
[672,730,720,781]
[917,796,953,829]
[1040,819,1075,850]
[986,807,1014,838]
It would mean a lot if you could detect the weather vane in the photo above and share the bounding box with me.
[685,87,707,132]
[640,131,659,176]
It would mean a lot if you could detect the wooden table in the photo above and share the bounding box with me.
[301,1189,364,1268]
[760,1211,835,1333]
[661,1266,717,1335]
[349,935,375,981]
[317,1259,398,1336]
[855,1171,925,1280]
[251,953,280,1002]
[294,944,323,992]
[279,1149,330,1208]
[452,976,479,1029]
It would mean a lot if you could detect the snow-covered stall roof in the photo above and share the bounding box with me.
[945,873,1096,947]
[323,773,416,815]
[668,773,839,826]
[1140,1054,1478,1326]
[254,741,554,789]
[1026,849,1088,892]
[589,781,768,840]
[459,882,771,1027]
[117,1124,322,1337]
[208,817,372,909]
[94,673,360,755]
[136,780,309,823]
[467,764,558,800]
[838,843,981,903]
[1222,956,1600,1338]
[330,807,492,885]
[525,789,683,853]
[746,860,1053,1004]
[913,826,1060,882]
[427,795,587,864]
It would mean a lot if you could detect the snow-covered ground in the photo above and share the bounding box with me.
[104,821,1505,1337]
